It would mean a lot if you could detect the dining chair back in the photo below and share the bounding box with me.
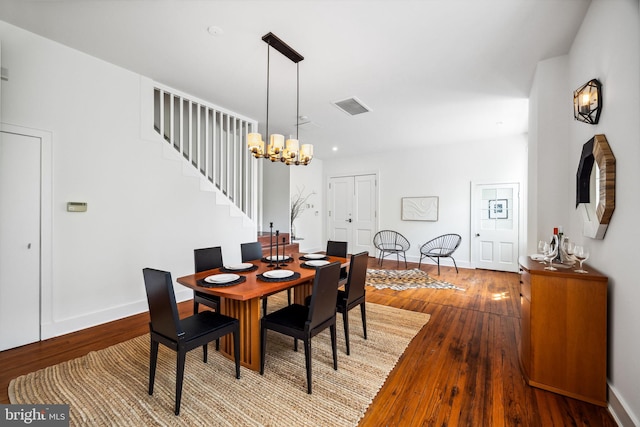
[338,251,369,355]
[326,240,348,284]
[193,246,223,316]
[145,268,183,340]
[307,263,342,329]
[241,241,263,262]
[143,268,240,415]
[194,246,224,273]
[260,262,341,394]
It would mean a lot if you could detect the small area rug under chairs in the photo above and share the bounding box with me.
[8,295,429,426]
[365,268,465,291]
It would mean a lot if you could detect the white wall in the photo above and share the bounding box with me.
[323,136,528,267]
[262,161,290,233]
[567,1,639,424]
[527,55,571,253]
[0,21,255,338]
[290,158,324,253]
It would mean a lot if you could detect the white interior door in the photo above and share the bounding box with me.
[328,174,377,255]
[0,131,41,350]
[328,176,352,242]
[471,182,520,272]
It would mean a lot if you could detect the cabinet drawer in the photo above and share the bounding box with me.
[520,269,531,301]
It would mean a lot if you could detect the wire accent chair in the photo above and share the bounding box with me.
[373,230,410,268]
[418,233,462,275]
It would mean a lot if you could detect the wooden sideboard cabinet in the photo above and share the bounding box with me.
[518,256,608,406]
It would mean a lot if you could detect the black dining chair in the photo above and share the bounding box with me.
[305,251,369,355]
[260,262,341,394]
[326,240,348,285]
[193,246,223,315]
[337,251,369,355]
[240,241,263,263]
[193,246,224,350]
[242,241,291,314]
[142,268,240,415]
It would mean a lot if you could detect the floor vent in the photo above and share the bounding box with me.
[333,97,371,116]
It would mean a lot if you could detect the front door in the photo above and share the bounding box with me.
[327,174,377,255]
[0,131,42,350]
[471,182,520,272]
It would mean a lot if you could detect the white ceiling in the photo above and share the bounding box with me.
[0,0,590,160]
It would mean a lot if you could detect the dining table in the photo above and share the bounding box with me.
[176,252,349,371]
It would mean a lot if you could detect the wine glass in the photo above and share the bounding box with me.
[543,244,557,270]
[537,240,548,263]
[565,241,576,265]
[574,245,589,273]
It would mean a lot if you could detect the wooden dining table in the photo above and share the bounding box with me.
[176,253,348,371]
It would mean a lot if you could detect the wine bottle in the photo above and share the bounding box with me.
[555,226,564,263]
[550,228,558,252]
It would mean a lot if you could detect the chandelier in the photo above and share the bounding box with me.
[247,32,313,166]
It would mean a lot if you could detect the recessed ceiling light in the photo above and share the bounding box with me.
[207,26,224,36]
[332,147,338,151]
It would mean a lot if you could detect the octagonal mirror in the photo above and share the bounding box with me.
[576,134,615,239]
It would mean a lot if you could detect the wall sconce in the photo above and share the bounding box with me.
[573,79,602,124]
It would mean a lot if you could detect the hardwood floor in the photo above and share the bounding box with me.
[0,258,616,426]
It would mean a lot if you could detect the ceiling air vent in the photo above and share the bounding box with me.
[332,97,371,116]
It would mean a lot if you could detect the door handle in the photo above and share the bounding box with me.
[475,233,480,237]
[346,218,352,223]
[27,243,32,249]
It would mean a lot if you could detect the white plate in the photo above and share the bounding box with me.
[204,273,240,284]
[265,255,289,261]
[224,263,253,270]
[263,270,294,279]
[305,260,330,267]
[304,253,325,259]
[530,254,545,261]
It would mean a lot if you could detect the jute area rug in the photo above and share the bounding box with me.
[366,268,465,291]
[9,297,429,426]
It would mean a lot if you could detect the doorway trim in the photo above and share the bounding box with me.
[1,123,53,339]
[470,181,522,272]
[326,171,379,255]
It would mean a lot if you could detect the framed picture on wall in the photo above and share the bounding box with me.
[489,199,508,219]
[401,196,438,221]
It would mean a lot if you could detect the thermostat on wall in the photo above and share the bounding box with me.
[67,202,87,212]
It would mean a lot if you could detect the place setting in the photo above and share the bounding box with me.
[197,273,247,288]
[261,254,293,264]
[300,256,331,269]
[219,262,258,273]
[257,269,301,282]
[298,252,328,261]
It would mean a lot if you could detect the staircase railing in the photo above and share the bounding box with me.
[152,83,259,221]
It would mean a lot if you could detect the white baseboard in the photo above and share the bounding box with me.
[41,288,193,340]
[608,383,639,427]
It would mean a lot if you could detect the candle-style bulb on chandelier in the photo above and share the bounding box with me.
[247,32,313,166]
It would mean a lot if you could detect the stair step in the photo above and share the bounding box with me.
[261,243,299,258]
[257,231,291,246]
[257,232,298,256]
